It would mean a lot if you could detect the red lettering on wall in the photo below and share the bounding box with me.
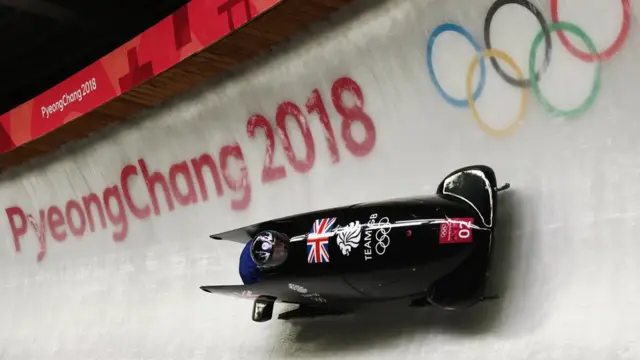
[27,213,47,263]
[219,143,251,211]
[276,101,316,173]
[47,206,66,242]
[245,76,377,184]
[4,77,377,263]
[191,153,224,201]
[103,186,128,242]
[139,159,175,215]
[246,114,287,183]
[65,200,87,237]
[6,206,26,252]
[306,88,340,163]
[121,164,151,219]
[169,161,198,206]
[331,77,376,157]
[82,193,107,233]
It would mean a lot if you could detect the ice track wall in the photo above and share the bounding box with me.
[2,0,639,358]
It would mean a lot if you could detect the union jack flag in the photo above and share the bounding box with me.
[307,218,336,263]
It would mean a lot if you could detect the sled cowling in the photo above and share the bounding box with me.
[436,165,501,229]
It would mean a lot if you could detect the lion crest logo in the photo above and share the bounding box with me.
[336,221,362,256]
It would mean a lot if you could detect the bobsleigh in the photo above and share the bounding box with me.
[200,165,510,322]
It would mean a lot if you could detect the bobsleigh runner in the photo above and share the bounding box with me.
[200,165,510,322]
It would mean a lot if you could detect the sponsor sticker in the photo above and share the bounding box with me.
[288,283,308,294]
[302,293,327,303]
[289,283,326,303]
[439,217,474,244]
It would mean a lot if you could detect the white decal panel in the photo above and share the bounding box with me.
[363,213,392,261]
[289,283,326,303]
[288,283,308,294]
[336,221,362,255]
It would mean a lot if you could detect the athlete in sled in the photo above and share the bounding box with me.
[200,165,510,322]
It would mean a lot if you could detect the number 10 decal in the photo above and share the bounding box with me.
[246,76,377,184]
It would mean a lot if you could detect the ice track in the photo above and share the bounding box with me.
[1,0,640,358]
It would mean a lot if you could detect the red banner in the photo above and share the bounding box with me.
[0,0,282,154]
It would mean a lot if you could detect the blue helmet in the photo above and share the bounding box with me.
[239,230,289,284]
[250,230,289,269]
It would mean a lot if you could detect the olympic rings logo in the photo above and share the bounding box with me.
[426,0,631,137]
[374,217,391,255]
[439,222,448,238]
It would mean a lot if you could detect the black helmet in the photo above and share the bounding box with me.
[250,230,289,269]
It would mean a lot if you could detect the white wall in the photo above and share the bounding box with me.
[2,0,639,358]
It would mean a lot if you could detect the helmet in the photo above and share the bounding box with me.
[250,230,289,269]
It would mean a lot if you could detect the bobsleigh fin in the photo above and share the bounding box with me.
[209,225,260,244]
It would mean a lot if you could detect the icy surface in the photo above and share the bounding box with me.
[2,0,640,358]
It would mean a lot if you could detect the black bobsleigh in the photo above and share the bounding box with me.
[200,165,510,322]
